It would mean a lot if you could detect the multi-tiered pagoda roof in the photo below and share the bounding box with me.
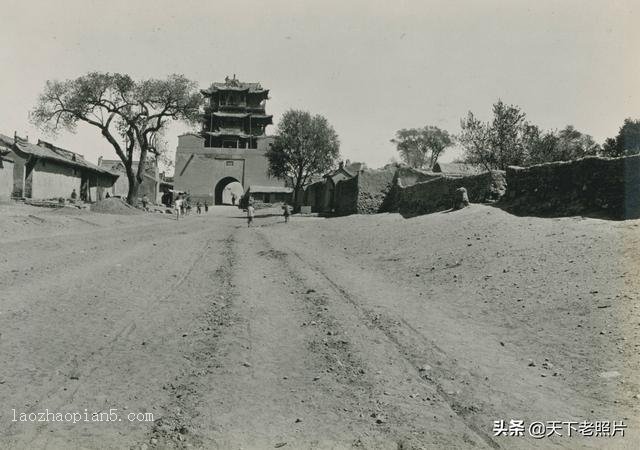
[201,75,273,149]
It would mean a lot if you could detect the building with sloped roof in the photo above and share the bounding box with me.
[245,185,293,204]
[432,162,485,177]
[1,132,119,201]
[0,134,16,201]
[174,75,285,205]
[97,157,161,202]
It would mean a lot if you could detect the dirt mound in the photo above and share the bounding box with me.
[90,197,142,215]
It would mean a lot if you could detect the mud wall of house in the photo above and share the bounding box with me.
[304,182,324,213]
[395,166,442,187]
[31,159,81,199]
[397,171,506,217]
[505,155,640,219]
[0,160,14,200]
[11,153,25,197]
[93,174,118,202]
[356,168,397,214]
[334,176,358,215]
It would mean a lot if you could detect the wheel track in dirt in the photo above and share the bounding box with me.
[264,233,501,449]
[144,232,239,450]
[8,225,222,447]
[253,229,499,449]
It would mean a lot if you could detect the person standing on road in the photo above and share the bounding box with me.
[174,195,183,220]
[247,204,255,227]
[142,194,149,211]
[282,203,291,223]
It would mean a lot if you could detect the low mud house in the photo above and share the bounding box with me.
[245,185,292,204]
[304,161,364,213]
[97,157,160,202]
[2,133,118,201]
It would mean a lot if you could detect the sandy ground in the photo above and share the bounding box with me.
[0,202,638,449]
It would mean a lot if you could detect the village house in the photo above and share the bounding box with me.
[0,133,118,201]
[97,157,162,203]
[304,160,364,213]
[245,185,293,204]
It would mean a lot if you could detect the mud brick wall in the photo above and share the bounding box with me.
[356,168,396,214]
[505,155,640,219]
[397,171,506,217]
[395,166,442,188]
[334,168,396,216]
[334,176,358,215]
[0,159,14,200]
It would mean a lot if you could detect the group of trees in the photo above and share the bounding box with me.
[459,100,601,170]
[601,118,640,158]
[391,100,639,171]
[31,72,639,206]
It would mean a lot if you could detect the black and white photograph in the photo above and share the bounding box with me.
[0,0,638,448]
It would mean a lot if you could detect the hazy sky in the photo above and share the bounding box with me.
[0,0,638,169]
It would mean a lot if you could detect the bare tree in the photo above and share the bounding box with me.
[31,72,201,204]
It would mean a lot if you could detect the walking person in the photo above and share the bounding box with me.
[196,202,202,214]
[247,204,255,227]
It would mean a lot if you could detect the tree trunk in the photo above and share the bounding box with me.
[292,187,303,213]
[126,171,140,205]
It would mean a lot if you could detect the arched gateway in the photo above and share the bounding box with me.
[214,177,243,205]
[173,76,286,204]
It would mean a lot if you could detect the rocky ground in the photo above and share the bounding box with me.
[0,201,638,449]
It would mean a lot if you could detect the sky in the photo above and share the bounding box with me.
[0,0,638,170]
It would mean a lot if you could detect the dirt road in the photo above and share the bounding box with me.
[0,204,637,449]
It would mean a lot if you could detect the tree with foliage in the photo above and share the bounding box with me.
[553,126,600,161]
[459,100,531,170]
[460,100,601,169]
[526,125,599,164]
[31,72,201,204]
[390,126,453,169]
[601,118,640,157]
[266,109,340,208]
